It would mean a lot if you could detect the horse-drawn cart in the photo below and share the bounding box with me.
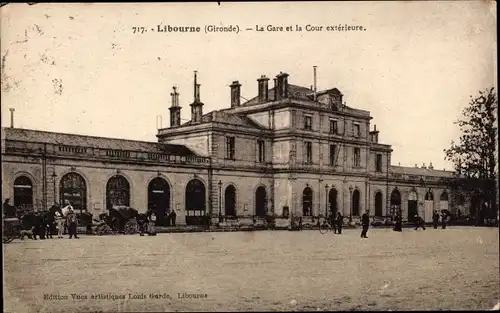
[3,217,22,243]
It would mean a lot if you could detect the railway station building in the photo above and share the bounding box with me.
[2,71,463,226]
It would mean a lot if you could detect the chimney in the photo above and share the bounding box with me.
[275,72,289,100]
[190,71,204,123]
[273,78,278,101]
[230,80,242,108]
[428,162,434,170]
[313,66,317,101]
[257,75,269,103]
[9,108,15,128]
[169,86,181,127]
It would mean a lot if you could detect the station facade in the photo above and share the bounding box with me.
[1,71,461,225]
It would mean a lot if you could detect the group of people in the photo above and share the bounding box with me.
[54,202,80,239]
[328,212,345,234]
[392,209,449,232]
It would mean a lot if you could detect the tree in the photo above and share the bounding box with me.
[444,87,498,224]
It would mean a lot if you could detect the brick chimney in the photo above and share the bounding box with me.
[257,75,269,103]
[230,80,241,108]
[168,86,181,127]
[190,71,204,123]
[275,72,289,100]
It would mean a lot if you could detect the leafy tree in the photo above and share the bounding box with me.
[444,87,498,224]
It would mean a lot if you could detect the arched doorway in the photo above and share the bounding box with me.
[106,175,130,210]
[185,179,206,225]
[148,177,170,226]
[352,189,360,216]
[424,190,434,222]
[60,172,87,213]
[408,190,418,222]
[302,187,313,216]
[329,188,338,217]
[375,192,383,217]
[390,189,402,218]
[13,175,34,210]
[224,185,236,216]
[255,186,267,217]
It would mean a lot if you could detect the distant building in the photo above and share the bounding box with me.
[1,71,460,225]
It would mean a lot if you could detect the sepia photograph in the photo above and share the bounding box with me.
[1,2,498,312]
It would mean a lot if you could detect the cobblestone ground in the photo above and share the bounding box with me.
[3,227,499,312]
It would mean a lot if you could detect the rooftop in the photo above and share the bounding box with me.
[1,127,197,156]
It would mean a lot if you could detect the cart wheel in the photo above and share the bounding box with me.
[319,221,330,235]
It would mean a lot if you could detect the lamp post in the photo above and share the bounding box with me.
[218,180,223,223]
[324,184,329,217]
[349,186,353,222]
[52,170,57,206]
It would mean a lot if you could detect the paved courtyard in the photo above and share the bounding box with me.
[3,227,499,312]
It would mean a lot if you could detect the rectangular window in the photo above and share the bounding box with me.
[353,123,360,137]
[329,119,338,134]
[376,154,383,172]
[353,147,361,167]
[258,140,265,163]
[304,115,312,130]
[329,144,337,166]
[226,137,235,160]
[305,141,312,163]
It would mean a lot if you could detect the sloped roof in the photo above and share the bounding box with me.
[241,84,315,106]
[182,110,265,129]
[2,127,196,156]
[390,165,454,177]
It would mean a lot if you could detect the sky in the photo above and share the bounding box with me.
[1,2,497,171]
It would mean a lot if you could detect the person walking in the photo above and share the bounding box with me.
[361,210,370,238]
[67,208,79,239]
[55,210,65,238]
[393,210,403,232]
[148,211,157,236]
[335,212,343,234]
[441,212,448,229]
[170,209,177,227]
[414,214,426,230]
[432,211,440,229]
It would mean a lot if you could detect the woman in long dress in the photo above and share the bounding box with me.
[148,212,157,236]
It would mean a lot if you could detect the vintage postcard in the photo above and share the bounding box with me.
[1,2,498,312]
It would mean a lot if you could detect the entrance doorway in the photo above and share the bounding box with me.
[60,172,87,213]
[185,179,206,225]
[148,177,170,226]
[14,175,34,210]
[408,191,418,222]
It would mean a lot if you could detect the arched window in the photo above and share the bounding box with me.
[60,172,87,212]
[390,189,402,215]
[106,175,130,210]
[329,188,338,216]
[375,192,383,217]
[224,185,236,216]
[185,179,206,225]
[14,175,34,209]
[148,177,170,226]
[352,189,360,216]
[302,187,313,216]
[425,191,434,201]
[255,186,267,217]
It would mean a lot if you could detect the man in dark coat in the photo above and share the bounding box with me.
[335,212,343,234]
[441,212,448,229]
[414,214,426,230]
[393,209,402,232]
[432,211,440,229]
[170,210,177,227]
[361,210,370,238]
